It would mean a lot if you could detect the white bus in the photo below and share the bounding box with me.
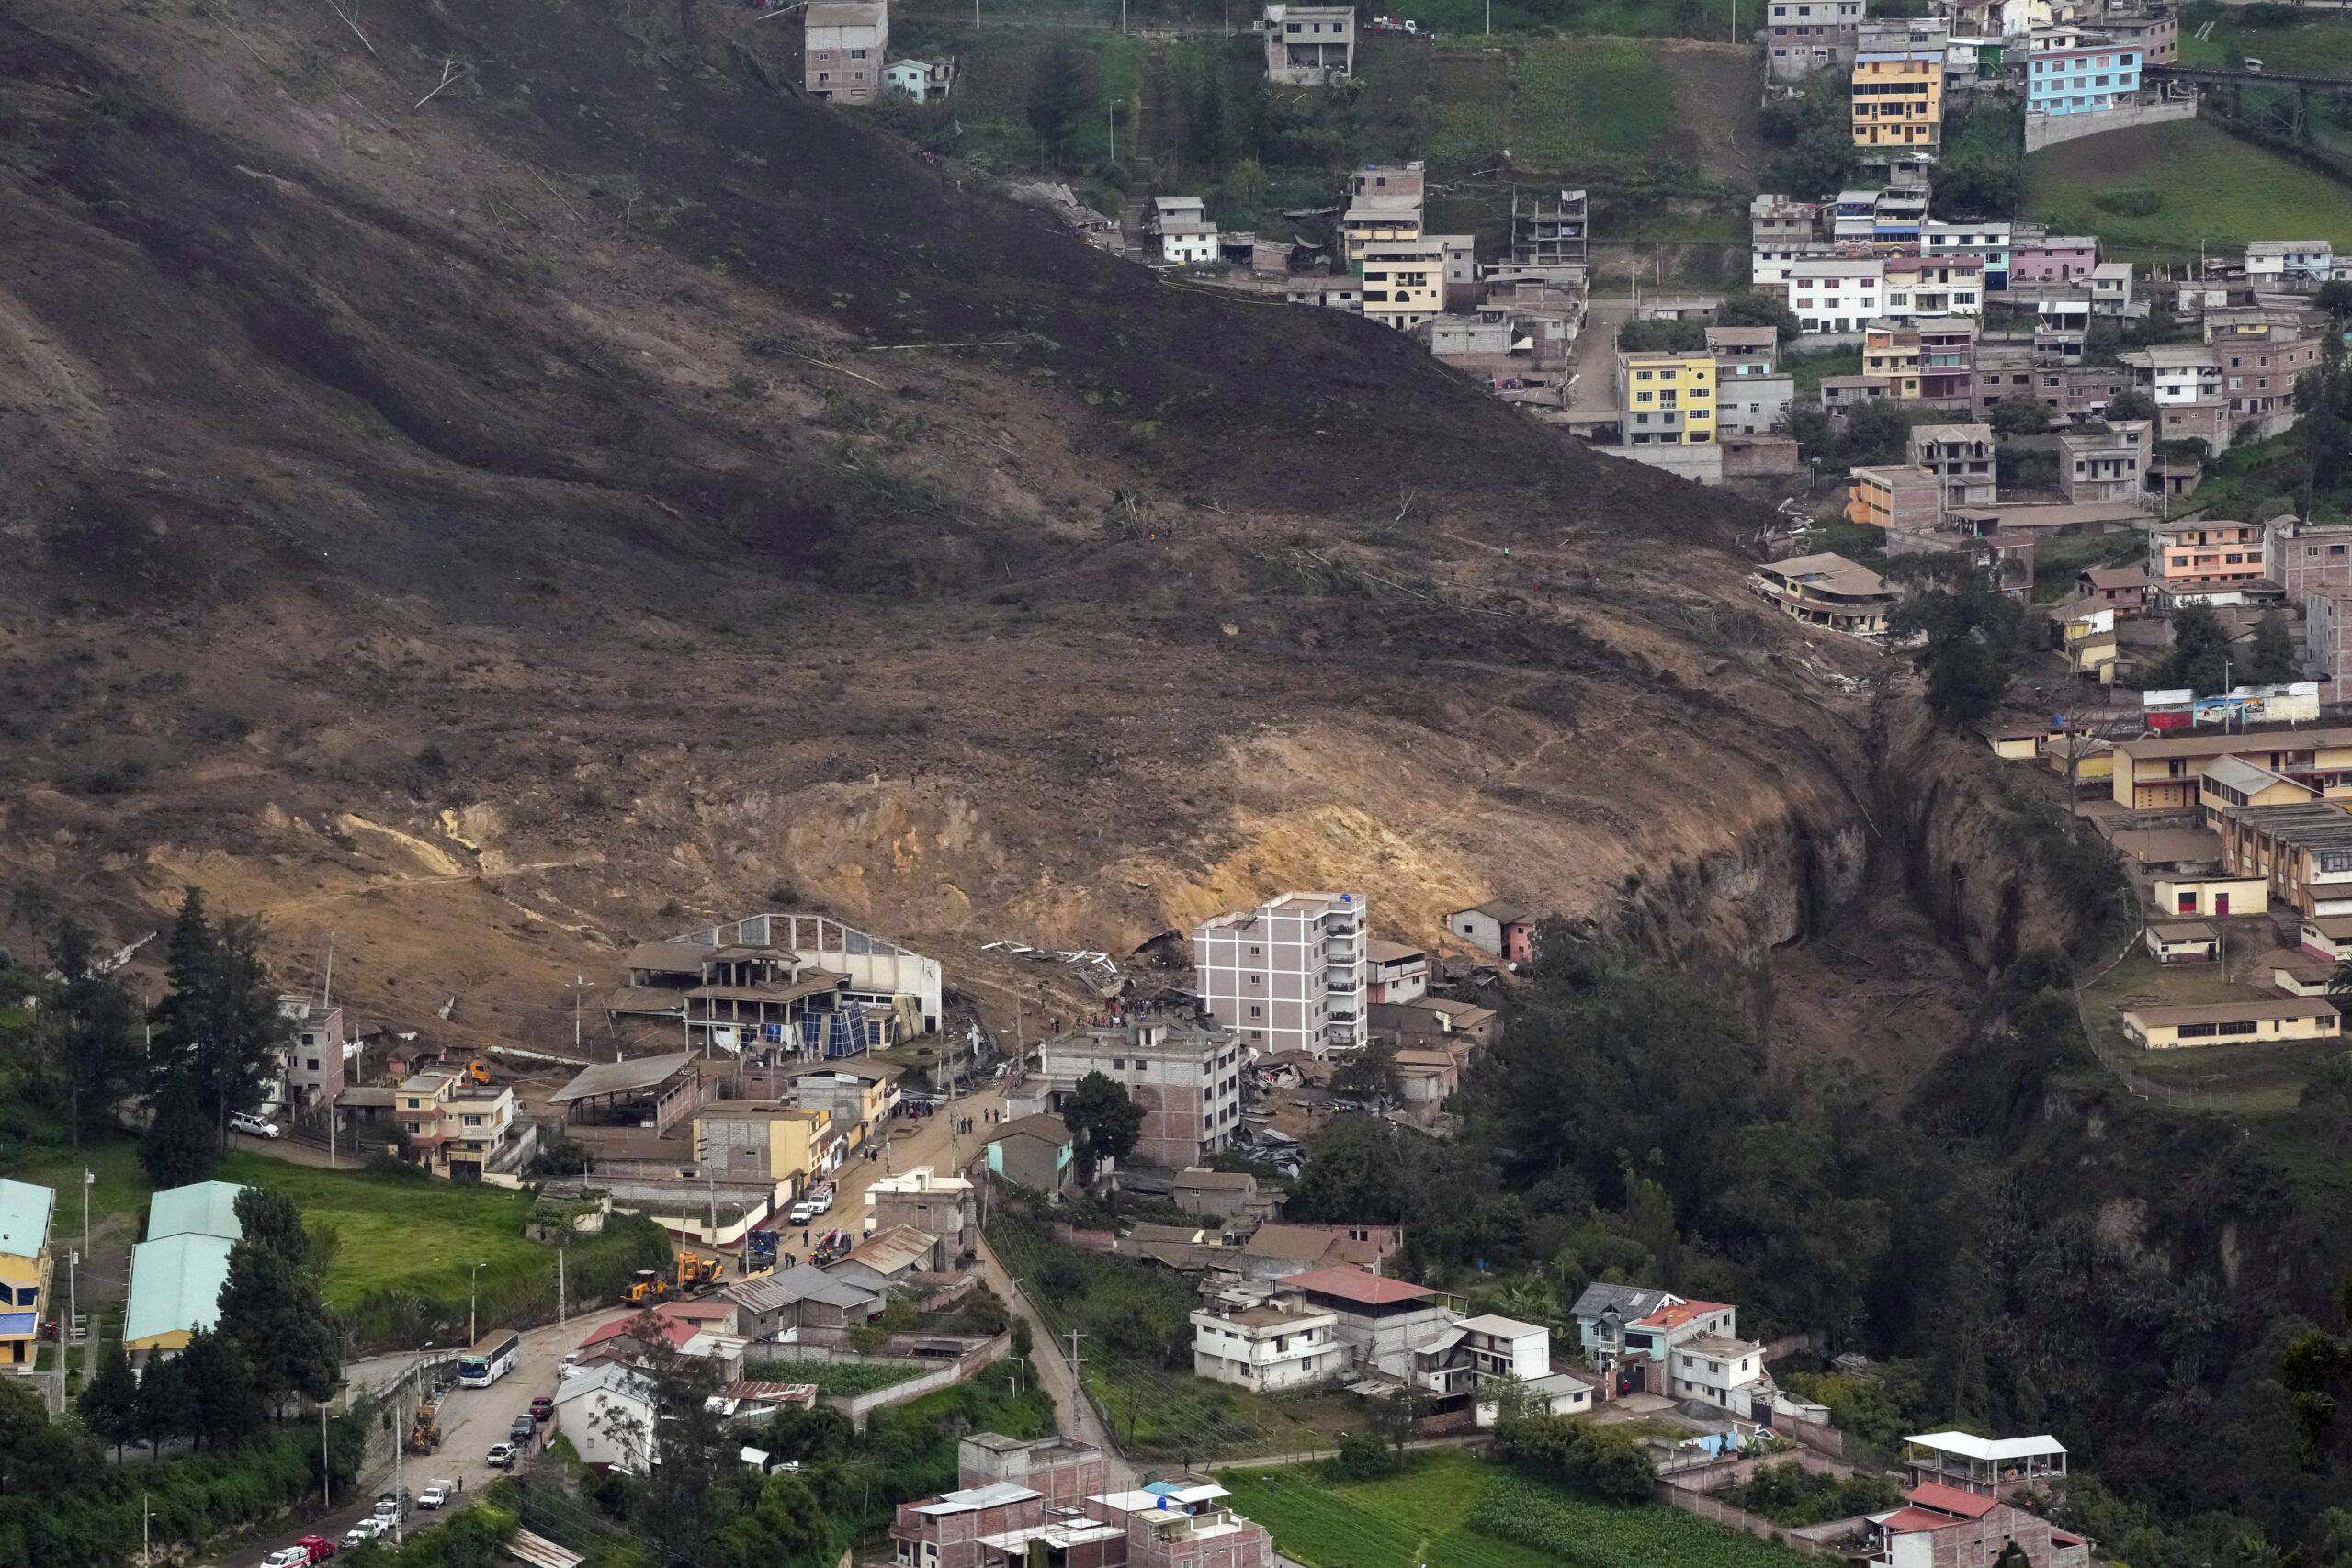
[457,1330,521,1388]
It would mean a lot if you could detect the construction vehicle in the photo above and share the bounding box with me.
[463,1059,491,1085]
[626,1269,669,1305]
[406,1391,443,1455]
[811,1228,853,1268]
[744,1230,778,1275]
[675,1250,725,1293]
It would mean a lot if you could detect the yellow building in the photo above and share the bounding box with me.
[1615,350,1716,445]
[2109,728,2352,812]
[1852,50,1944,151]
[2199,756,2315,826]
[695,1103,840,1189]
[0,1180,54,1366]
[2122,998,2336,1049]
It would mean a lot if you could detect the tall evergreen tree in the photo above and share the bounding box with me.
[77,1335,141,1461]
[1025,46,1089,169]
[134,1349,192,1458]
[146,887,294,1140]
[141,1073,218,1190]
[219,1189,340,1412]
[41,916,141,1147]
[177,1329,265,1450]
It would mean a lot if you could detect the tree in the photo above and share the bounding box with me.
[1888,564,2025,725]
[1989,395,2051,436]
[1026,46,1090,169]
[1060,1071,1144,1179]
[2156,604,2235,695]
[1331,1040,1402,1103]
[1842,400,1911,464]
[78,1335,142,1461]
[637,1324,733,1566]
[2105,389,2161,424]
[1716,290,1801,347]
[232,1186,311,1268]
[218,1192,341,1413]
[713,1470,826,1568]
[34,914,141,1146]
[133,1345,193,1457]
[1010,1314,1034,1361]
[146,888,295,1142]
[141,1072,219,1190]
[0,1376,99,1496]
[2250,610,2300,684]
[178,1329,266,1450]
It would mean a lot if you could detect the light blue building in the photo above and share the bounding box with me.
[2028,30,2142,115]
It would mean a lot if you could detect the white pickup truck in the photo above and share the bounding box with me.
[418,1480,458,1510]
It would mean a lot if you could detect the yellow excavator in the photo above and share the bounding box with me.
[675,1251,724,1294]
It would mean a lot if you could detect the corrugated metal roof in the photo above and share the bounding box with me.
[147,1180,245,1243]
[550,1052,699,1104]
[0,1180,54,1259]
[124,1233,234,1346]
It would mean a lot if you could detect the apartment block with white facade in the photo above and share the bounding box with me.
[1788,256,1886,333]
[1192,1289,1341,1391]
[1194,892,1370,1056]
[1923,220,2011,292]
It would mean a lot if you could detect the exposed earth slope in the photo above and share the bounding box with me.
[0,0,1996,1074]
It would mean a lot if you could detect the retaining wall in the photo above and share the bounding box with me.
[2025,97,2197,152]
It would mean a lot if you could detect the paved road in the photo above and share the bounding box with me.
[1565,298,1631,418]
[973,1230,1132,1482]
[213,1307,633,1566]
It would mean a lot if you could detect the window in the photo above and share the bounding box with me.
[307,1058,321,1072]
[1248,1007,1261,1019]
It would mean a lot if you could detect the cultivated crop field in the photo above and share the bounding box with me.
[1512,39,1676,167]
[1217,1452,1815,1568]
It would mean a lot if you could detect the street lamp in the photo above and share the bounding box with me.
[468,1263,486,1348]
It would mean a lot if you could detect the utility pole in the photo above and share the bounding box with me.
[559,1247,567,1326]
[469,1262,485,1348]
[82,1170,92,1268]
[322,930,340,1010]
[1108,103,1116,164]
[571,976,589,1053]
[321,1401,332,1509]
[142,1495,150,1567]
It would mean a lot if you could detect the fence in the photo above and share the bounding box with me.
[829,1332,1010,1429]
[1657,1485,1860,1560]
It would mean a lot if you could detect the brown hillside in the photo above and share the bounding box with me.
[0,0,1930,1074]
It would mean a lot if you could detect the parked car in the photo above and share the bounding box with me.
[230,1111,282,1139]
[373,1493,403,1521]
[485,1442,517,1469]
[510,1415,537,1443]
[2243,56,2265,72]
[343,1519,389,1548]
[298,1535,339,1562]
[529,1396,554,1422]
[263,1550,312,1568]
[786,1201,820,1225]
[417,1481,454,1509]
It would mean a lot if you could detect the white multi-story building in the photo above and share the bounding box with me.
[1149,197,1219,265]
[1923,219,2011,292]
[2246,241,2335,285]
[1193,892,1370,1056]
[1192,1289,1341,1391]
[1787,256,1886,333]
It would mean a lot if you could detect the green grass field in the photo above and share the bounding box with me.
[2027,118,2352,261]
[3,1137,667,1345]
[1218,1453,1816,1568]
[2178,2,2352,73]
[1512,39,1676,166]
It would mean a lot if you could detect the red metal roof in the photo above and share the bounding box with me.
[580,1314,697,1350]
[1634,1300,1733,1331]
[1908,1483,1999,1519]
[1881,1508,1965,1535]
[1284,1267,1438,1305]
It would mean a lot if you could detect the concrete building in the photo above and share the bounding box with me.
[1848,464,1946,537]
[1767,0,1864,78]
[1279,1268,1452,1376]
[695,1102,842,1188]
[1194,892,1370,1056]
[724,1264,881,1342]
[1852,48,1944,154]
[1150,198,1219,265]
[1035,1010,1248,1167]
[277,995,345,1113]
[1364,940,1429,1003]
[2147,519,2267,596]
[1616,348,1717,446]
[1192,1287,1341,1391]
[883,58,954,103]
[1262,4,1355,85]
[2247,242,2335,287]
[865,1166,977,1256]
[2059,421,2151,505]
[1884,256,1985,320]
[2027,28,2143,118]
[1359,237,1446,331]
[1866,1483,2091,1568]
[1923,219,2012,292]
[984,1113,1077,1194]
[2122,997,2340,1048]
[805,1,888,104]
[1510,188,1588,266]
[554,1363,659,1472]
[621,911,942,1042]
[1788,256,1886,333]
[784,1061,901,1146]
[2110,730,2352,814]
[1718,375,1796,436]
[1750,553,1900,637]
[2218,799,2352,915]
[1446,902,1533,963]
[2012,233,2098,286]
[1909,423,1996,508]
[1338,164,1423,267]
[0,1181,52,1367]
[1901,1433,2070,1502]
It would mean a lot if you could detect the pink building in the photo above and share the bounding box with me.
[2012,235,2098,285]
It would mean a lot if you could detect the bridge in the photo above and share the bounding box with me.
[2141,62,2352,142]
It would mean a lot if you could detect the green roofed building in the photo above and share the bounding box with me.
[126,1180,245,1359]
[0,1179,56,1365]
[147,1179,246,1243]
